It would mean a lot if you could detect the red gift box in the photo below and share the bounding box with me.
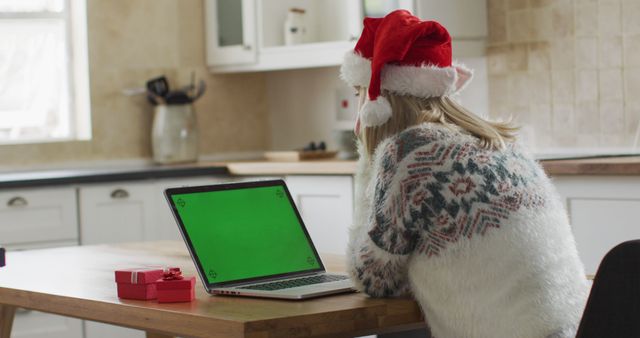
[156,268,195,303]
[115,268,164,300]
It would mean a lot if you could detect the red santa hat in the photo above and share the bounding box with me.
[340,10,473,127]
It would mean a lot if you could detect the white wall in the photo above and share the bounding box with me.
[456,56,489,119]
[417,0,488,39]
[265,56,489,150]
[266,66,347,150]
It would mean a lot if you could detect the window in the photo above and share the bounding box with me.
[0,0,90,144]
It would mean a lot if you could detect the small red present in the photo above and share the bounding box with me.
[115,267,164,300]
[156,267,195,303]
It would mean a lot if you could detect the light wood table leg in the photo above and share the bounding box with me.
[145,331,175,338]
[0,305,16,338]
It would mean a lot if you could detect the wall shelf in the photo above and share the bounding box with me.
[209,40,355,73]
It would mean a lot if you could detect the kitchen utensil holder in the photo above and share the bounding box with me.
[152,104,199,164]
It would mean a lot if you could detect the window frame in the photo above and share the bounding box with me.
[0,0,91,145]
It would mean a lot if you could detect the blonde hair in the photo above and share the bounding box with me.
[360,90,518,156]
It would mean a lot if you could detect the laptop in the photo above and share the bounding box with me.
[164,179,355,299]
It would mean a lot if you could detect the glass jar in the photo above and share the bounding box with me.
[151,104,199,164]
[284,8,307,45]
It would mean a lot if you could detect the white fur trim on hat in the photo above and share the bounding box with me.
[340,51,372,88]
[360,96,392,127]
[340,51,474,97]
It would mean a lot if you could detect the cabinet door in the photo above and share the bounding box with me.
[285,175,353,255]
[79,183,156,245]
[12,309,83,338]
[0,187,78,246]
[205,0,257,66]
[553,175,640,275]
[84,321,144,338]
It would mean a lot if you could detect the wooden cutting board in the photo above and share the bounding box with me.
[263,150,338,161]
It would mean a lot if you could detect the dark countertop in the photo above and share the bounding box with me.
[0,163,229,189]
[3,154,640,190]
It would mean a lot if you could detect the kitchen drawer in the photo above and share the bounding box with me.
[79,183,156,245]
[0,187,78,246]
[12,308,83,338]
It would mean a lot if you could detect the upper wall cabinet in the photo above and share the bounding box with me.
[205,0,258,66]
[204,0,487,73]
[205,0,413,73]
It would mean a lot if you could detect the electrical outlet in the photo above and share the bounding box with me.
[335,86,358,130]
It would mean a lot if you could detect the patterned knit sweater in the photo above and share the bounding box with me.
[348,123,589,338]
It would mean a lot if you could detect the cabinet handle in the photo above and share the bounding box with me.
[110,189,130,199]
[243,44,252,51]
[7,196,28,207]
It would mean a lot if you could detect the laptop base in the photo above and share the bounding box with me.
[212,281,355,300]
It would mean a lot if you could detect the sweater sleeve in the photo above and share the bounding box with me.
[347,139,420,298]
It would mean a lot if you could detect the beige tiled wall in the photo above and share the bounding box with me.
[488,0,639,150]
[0,0,269,169]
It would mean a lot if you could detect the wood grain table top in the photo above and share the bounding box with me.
[0,241,424,338]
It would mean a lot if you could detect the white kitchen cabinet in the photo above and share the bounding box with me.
[79,183,157,245]
[204,0,257,67]
[206,0,412,73]
[0,186,83,338]
[0,187,78,248]
[12,309,83,338]
[552,175,640,275]
[84,322,144,338]
[285,175,353,255]
[206,0,487,73]
[79,177,230,245]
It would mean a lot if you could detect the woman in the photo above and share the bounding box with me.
[342,10,588,338]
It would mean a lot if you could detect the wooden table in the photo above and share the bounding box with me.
[0,241,426,338]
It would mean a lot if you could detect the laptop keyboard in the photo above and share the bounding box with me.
[238,274,349,291]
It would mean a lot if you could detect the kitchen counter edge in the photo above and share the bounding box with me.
[1,157,640,190]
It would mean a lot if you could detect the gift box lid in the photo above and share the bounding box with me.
[156,276,196,290]
[115,268,164,284]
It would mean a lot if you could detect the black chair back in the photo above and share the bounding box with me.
[576,240,640,338]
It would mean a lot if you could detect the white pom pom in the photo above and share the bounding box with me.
[360,96,392,127]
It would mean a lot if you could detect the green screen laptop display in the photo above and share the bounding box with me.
[170,184,322,285]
